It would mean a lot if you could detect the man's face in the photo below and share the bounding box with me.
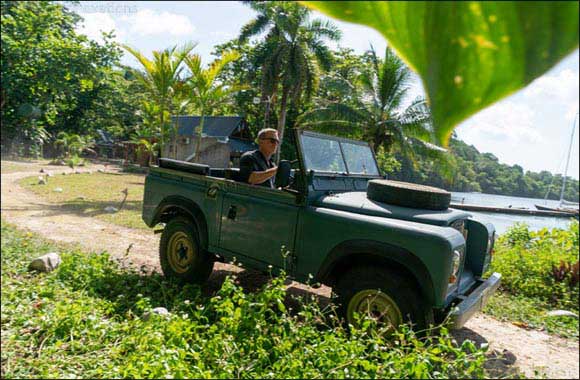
[259,131,279,157]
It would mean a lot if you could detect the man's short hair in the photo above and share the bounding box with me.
[257,128,278,139]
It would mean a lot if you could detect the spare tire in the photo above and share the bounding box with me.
[367,179,451,210]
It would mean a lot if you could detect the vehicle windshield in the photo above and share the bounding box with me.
[300,133,380,176]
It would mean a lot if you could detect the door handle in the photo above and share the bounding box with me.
[227,205,237,220]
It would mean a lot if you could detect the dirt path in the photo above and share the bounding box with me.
[1,161,578,379]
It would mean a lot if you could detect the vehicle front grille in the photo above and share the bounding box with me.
[451,219,468,241]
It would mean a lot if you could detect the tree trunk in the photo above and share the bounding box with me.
[193,113,205,163]
[275,87,290,164]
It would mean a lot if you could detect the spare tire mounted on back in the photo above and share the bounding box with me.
[367,179,451,210]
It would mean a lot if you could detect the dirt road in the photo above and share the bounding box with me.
[1,160,578,379]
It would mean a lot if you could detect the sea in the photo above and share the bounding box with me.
[451,192,578,235]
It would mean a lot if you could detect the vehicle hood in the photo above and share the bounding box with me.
[315,191,471,226]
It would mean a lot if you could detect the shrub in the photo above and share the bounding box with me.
[489,221,579,310]
[1,222,488,379]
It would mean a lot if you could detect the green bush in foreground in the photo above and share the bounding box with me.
[483,221,579,339]
[490,220,579,310]
[1,222,487,379]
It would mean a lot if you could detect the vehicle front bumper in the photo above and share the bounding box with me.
[448,272,501,329]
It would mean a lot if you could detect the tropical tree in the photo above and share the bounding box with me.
[183,50,245,163]
[299,46,454,176]
[121,43,196,158]
[54,131,90,159]
[238,1,341,161]
[1,1,125,154]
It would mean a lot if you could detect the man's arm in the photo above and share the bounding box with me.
[248,166,277,185]
[239,153,277,185]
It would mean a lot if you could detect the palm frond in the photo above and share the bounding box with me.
[238,14,270,43]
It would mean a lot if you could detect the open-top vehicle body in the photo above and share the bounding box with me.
[142,129,501,330]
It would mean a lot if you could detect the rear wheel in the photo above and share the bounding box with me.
[335,266,433,332]
[159,217,213,284]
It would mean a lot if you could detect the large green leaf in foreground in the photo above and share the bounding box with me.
[301,1,579,145]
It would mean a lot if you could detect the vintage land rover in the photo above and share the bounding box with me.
[142,129,501,330]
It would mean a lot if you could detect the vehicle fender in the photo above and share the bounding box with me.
[151,195,209,250]
[316,239,435,304]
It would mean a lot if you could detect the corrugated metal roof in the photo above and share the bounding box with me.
[228,138,257,153]
[171,116,244,137]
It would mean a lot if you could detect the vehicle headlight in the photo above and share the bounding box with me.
[449,249,463,284]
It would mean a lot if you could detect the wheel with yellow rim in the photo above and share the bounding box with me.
[336,266,433,333]
[159,216,214,284]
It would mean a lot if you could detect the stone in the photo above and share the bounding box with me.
[104,206,118,213]
[142,307,170,321]
[28,252,61,273]
[53,187,63,193]
[39,168,45,173]
[97,169,105,173]
[546,310,578,318]
[76,196,87,201]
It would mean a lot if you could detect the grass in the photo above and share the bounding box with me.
[484,222,579,339]
[483,293,578,339]
[18,171,147,230]
[1,221,490,378]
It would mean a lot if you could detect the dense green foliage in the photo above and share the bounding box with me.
[1,222,489,378]
[490,220,579,308]
[302,1,579,145]
[0,1,142,155]
[482,221,579,338]
[391,138,580,201]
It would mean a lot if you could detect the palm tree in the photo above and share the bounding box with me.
[54,131,89,158]
[122,43,196,159]
[298,46,454,176]
[238,1,341,161]
[183,50,246,163]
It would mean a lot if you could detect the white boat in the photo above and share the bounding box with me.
[539,112,579,214]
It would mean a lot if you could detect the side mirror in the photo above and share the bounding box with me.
[275,160,292,188]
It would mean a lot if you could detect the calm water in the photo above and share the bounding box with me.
[451,192,578,235]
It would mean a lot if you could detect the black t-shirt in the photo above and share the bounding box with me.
[239,150,275,188]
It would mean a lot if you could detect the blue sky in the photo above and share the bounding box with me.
[71,1,579,180]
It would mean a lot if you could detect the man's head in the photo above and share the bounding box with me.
[257,128,279,158]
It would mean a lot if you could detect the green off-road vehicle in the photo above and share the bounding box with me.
[142,129,500,330]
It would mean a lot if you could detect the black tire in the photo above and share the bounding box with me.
[367,179,451,210]
[335,266,433,332]
[159,216,214,284]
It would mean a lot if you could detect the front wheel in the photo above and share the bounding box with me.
[335,266,433,332]
[159,217,214,284]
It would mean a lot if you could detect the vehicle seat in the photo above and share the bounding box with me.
[225,168,241,182]
[209,168,226,178]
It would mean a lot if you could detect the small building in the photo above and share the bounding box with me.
[163,116,257,167]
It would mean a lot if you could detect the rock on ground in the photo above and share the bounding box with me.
[28,252,61,273]
[142,307,170,321]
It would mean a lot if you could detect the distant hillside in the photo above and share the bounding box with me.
[389,138,580,202]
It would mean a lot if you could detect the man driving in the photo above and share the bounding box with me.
[239,128,279,188]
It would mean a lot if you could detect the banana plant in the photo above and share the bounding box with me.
[122,43,196,157]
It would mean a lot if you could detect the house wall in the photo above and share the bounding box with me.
[163,137,231,167]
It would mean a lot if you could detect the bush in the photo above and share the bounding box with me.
[489,220,579,310]
[1,222,489,379]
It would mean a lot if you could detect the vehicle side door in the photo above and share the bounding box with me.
[219,181,300,271]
